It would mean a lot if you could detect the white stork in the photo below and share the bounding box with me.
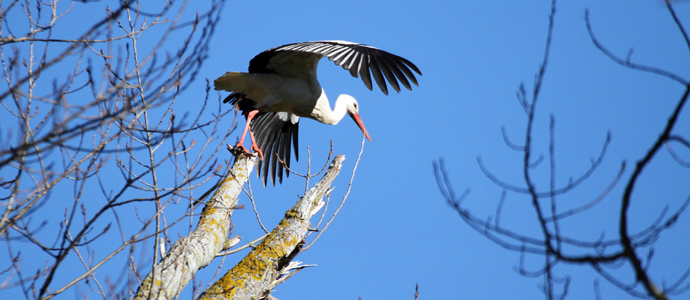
[214,40,421,186]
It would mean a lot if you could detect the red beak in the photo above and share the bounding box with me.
[351,112,372,142]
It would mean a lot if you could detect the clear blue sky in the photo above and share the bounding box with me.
[207,1,690,299]
[4,0,690,299]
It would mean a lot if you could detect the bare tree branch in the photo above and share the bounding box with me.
[134,151,256,300]
[435,1,690,299]
[198,155,346,300]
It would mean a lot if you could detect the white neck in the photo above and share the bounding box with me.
[313,92,349,125]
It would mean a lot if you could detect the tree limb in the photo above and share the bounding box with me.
[134,151,256,300]
[198,155,345,300]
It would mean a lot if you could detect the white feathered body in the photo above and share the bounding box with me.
[215,71,349,125]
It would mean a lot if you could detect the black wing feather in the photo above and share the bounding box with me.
[277,126,289,183]
[375,57,400,93]
[247,41,421,95]
[253,112,299,186]
[389,58,418,87]
[368,58,388,95]
[259,123,275,186]
[348,52,362,78]
[292,121,299,161]
[380,55,412,91]
[359,56,373,91]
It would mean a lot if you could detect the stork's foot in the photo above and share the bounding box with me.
[230,142,263,160]
[250,143,264,160]
[228,144,252,158]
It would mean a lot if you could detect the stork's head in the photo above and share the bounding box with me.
[340,94,372,142]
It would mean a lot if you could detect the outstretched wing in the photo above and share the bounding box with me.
[248,40,422,95]
[225,94,299,187]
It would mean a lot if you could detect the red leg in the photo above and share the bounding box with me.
[235,109,264,160]
[248,125,264,160]
[234,111,253,151]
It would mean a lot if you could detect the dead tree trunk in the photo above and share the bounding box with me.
[135,151,256,299]
[135,152,346,299]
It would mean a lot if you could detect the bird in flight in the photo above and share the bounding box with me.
[214,40,421,186]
